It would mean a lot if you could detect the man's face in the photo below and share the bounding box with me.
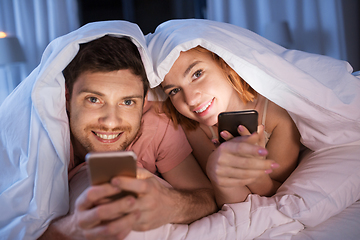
[67,70,144,155]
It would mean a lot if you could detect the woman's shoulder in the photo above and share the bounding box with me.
[265,100,296,134]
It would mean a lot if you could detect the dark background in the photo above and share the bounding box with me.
[78,0,206,35]
[77,0,360,70]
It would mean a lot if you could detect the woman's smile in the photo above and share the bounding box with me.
[194,98,215,116]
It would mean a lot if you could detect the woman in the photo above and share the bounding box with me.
[162,45,302,207]
[150,38,300,207]
[147,19,360,210]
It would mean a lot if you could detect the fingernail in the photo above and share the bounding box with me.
[238,125,244,132]
[258,148,268,155]
[265,169,273,174]
[220,131,228,138]
[111,178,119,185]
[128,196,135,205]
[271,163,280,169]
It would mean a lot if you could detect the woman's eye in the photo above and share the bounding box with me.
[88,97,100,103]
[124,99,134,106]
[168,88,180,96]
[193,69,203,79]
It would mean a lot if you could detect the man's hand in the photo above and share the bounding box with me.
[111,167,215,231]
[111,172,174,231]
[40,166,215,239]
[39,181,140,240]
[74,183,140,239]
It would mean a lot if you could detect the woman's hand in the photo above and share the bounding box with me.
[206,131,276,188]
[206,131,278,206]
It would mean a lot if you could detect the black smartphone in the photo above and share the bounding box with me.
[218,110,258,143]
[85,151,137,200]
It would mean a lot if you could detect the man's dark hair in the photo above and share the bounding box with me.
[63,35,149,97]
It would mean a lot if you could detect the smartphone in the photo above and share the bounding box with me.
[85,151,137,200]
[218,110,258,143]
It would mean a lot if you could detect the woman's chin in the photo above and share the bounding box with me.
[199,118,218,127]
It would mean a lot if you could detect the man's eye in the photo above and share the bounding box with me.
[88,97,99,103]
[124,99,134,106]
[169,88,180,96]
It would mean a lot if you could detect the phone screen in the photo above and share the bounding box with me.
[218,110,258,143]
[85,151,137,199]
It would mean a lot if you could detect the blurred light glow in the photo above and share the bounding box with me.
[0,32,7,38]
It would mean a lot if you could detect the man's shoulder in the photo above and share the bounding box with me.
[142,102,172,127]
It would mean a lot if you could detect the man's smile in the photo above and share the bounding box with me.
[92,131,122,142]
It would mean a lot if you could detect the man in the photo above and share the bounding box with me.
[0,21,216,240]
[44,34,216,239]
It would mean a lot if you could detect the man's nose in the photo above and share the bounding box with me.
[98,105,122,129]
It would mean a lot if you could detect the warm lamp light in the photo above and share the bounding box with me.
[0,32,7,38]
[0,34,26,65]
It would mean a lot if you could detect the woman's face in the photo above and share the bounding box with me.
[162,49,242,126]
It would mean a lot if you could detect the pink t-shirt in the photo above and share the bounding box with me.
[68,102,192,179]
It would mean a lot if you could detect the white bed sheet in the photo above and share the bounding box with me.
[290,200,360,240]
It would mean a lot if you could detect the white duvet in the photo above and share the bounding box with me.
[0,19,360,240]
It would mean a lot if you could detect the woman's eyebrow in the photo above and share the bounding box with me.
[162,60,202,91]
[162,84,176,91]
[184,61,201,77]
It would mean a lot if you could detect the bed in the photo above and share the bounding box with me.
[1,19,359,239]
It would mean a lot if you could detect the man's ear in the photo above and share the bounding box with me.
[143,92,148,107]
[65,86,70,111]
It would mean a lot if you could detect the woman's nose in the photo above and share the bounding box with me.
[183,88,201,107]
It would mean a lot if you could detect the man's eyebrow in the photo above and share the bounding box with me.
[123,94,144,99]
[184,61,201,77]
[78,89,105,96]
[78,90,143,99]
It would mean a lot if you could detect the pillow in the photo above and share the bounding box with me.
[291,200,360,240]
[275,142,360,227]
